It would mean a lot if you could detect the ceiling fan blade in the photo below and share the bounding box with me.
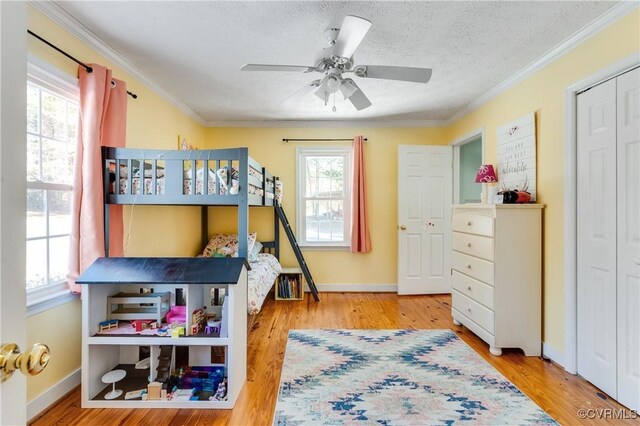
[356,65,432,83]
[333,15,372,59]
[281,80,321,104]
[340,79,371,111]
[241,64,315,73]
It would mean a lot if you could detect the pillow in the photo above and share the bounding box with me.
[248,241,263,263]
[202,233,257,258]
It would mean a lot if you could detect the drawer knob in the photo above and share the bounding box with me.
[467,221,472,226]
[467,242,471,247]
[466,264,472,269]
[467,307,471,312]
[467,286,472,291]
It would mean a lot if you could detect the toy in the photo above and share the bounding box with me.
[166,306,186,324]
[101,369,126,400]
[147,382,162,401]
[190,307,206,335]
[132,320,154,333]
[171,326,185,338]
[98,319,119,332]
[206,319,221,335]
[211,378,227,401]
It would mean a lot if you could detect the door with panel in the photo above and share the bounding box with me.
[577,77,618,399]
[577,67,640,412]
[615,67,640,411]
[397,145,452,295]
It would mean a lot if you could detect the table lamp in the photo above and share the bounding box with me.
[475,164,497,203]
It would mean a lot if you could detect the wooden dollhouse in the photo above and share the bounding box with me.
[77,257,247,409]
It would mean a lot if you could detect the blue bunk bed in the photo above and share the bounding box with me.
[101,146,319,303]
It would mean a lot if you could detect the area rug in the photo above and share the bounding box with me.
[273,329,557,425]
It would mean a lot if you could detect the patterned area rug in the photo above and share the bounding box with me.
[273,330,557,425]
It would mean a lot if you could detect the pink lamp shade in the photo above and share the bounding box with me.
[475,164,498,183]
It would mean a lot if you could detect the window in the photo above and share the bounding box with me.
[296,147,351,247]
[26,64,79,302]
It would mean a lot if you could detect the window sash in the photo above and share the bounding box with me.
[296,147,351,246]
[26,66,77,298]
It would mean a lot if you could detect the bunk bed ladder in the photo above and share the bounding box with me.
[274,202,320,302]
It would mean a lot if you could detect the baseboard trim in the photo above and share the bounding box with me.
[542,343,564,368]
[305,284,398,292]
[27,368,80,421]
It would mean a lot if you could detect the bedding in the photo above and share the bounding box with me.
[247,253,282,315]
[202,233,257,258]
[113,165,283,202]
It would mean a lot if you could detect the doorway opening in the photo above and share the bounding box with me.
[451,129,485,204]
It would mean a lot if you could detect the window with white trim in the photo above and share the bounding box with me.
[26,66,79,301]
[296,147,351,247]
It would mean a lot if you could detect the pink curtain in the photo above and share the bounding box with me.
[350,135,371,253]
[67,64,127,292]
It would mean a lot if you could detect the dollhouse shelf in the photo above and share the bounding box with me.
[77,257,248,409]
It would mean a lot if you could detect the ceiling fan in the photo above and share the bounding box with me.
[240,15,432,111]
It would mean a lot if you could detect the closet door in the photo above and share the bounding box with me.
[576,78,618,398]
[616,67,640,411]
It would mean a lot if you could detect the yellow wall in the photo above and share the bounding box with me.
[25,4,639,404]
[26,6,206,402]
[447,9,640,352]
[205,128,448,284]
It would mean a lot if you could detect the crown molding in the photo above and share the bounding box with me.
[205,119,447,128]
[32,1,637,129]
[444,1,639,125]
[29,0,207,126]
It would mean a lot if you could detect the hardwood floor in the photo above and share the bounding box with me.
[32,293,638,425]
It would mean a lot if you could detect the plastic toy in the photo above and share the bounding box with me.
[171,326,185,338]
[211,378,227,401]
[166,306,186,324]
[132,320,154,332]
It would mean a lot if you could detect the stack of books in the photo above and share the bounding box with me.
[277,275,301,299]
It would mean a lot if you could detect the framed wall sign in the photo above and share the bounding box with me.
[497,112,537,201]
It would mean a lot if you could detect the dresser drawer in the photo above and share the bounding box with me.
[452,212,494,237]
[452,271,494,310]
[452,251,495,286]
[452,290,495,334]
[452,232,494,261]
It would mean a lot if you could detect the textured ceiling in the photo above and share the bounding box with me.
[56,1,616,123]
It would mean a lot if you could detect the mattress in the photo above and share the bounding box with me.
[248,253,282,315]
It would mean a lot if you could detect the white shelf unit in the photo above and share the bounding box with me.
[80,265,247,409]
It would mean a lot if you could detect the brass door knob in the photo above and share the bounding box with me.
[399,225,407,230]
[0,343,50,382]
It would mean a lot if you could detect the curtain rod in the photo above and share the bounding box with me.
[282,138,367,143]
[27,30,138,99]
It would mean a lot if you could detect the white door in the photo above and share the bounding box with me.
[577,78,618,398]
[577,67,640,412]
[0,2,28,424]
[398,145,452,295]
[616,67,640,411]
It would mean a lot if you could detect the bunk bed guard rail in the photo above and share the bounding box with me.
[102,147,278,207]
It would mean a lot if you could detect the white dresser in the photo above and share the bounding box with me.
[451,204,543,356]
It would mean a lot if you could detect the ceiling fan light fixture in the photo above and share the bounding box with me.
[321,74,341,93]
